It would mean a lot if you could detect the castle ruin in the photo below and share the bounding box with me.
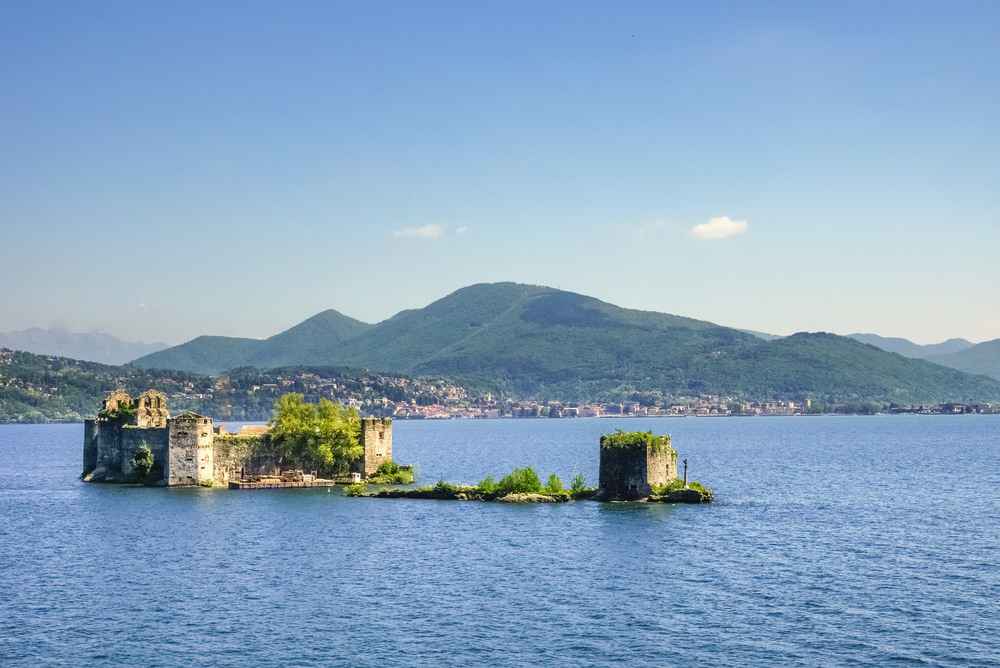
[83,391,391,486]
[597,431,677,499]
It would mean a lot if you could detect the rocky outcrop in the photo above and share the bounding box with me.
[495,492,570,503]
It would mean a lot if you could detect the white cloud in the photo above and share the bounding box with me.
[393,224,445,239]
[691,216,748,239]
[455,226,468,235]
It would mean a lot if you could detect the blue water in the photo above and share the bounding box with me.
[1,416,999,666]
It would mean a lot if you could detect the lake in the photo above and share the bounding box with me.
[1,416,999,666]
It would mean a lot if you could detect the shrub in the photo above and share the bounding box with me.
[570,472,586,494]
[433,479,459,493]
[477,476,498,493]
[370,460,413,484]
[376,460,401,477]
[130,442,154,484]
[343,483,366,497]
[497,467,541,494]
[546,474,563,493]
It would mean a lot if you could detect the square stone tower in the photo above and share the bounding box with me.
[598,431,676,499]
[167,413,214,486]
[353,417,392,478]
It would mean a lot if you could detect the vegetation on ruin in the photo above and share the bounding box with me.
[100,401,137,421]
[600,430,675,459]
[266,393,362,477]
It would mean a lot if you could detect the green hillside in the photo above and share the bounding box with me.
[128,282,1000,404]
[133,309,371,374]
[132,335,263,375]
[925,338,1000,381]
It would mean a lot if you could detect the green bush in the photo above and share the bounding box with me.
[376,460,401,476]
[369,460,413,484]
[130,442,155,484]
[497,467,541,494]
[477,476,498,492]
[343,483,366,497]
[433,479,459,493]
[546,474,563,493]
[652,477,686,495]
[570,472,586,494]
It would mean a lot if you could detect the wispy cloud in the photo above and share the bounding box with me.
[691,216,748,239]
[631,220,674,239]
[393,224,446,239]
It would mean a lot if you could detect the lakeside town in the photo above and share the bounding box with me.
[1,349,995,424]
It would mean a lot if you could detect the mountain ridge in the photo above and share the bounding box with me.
[0,328,168,366]
[130,282,1000,404]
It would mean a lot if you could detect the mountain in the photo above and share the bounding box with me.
[131,282,1000,404]
[925,339,1000,382]
[132,309,371,375]
[847,333,974,359]
[0,327,168,365]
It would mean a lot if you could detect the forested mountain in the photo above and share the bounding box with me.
[133,310,371,375]
[131,283,1000,405]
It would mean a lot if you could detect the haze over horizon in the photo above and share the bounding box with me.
[3,2,998,347]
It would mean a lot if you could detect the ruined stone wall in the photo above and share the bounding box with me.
[212,436,280,483]
[83,420,99,477]
[95,417,125,471]
[354,418,392,477]
[599,446,654,499]
[120,427,169,482]
[646,445,677,489]
[135,390,169,428]
[167,414,214,485]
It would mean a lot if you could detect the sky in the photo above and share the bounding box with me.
[2,0,998,346]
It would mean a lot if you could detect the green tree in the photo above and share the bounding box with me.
[546,473,563,493]
[267,394,362,476]
[130,442,155,483]
[497,467,542,494]
[570,472,586,494]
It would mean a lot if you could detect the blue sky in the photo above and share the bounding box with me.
[2,1,998,345]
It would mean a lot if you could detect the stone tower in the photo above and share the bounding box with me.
[598,432,677,499]
[167,412,214,486]
[353,418,392,478]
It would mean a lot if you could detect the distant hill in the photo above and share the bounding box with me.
[131,282,1000,404]
[0,328,168,366]
[132,309,372,375]
[925,339,1000,382]
[847,333,974,359]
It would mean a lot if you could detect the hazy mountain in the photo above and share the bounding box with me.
[0,328,168,365]
[847,333,974,359]
[131,282,1000,404]
[925,339,1000,382]
[739,329,784,341]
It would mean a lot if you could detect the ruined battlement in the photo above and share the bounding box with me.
[83,391,392,487]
